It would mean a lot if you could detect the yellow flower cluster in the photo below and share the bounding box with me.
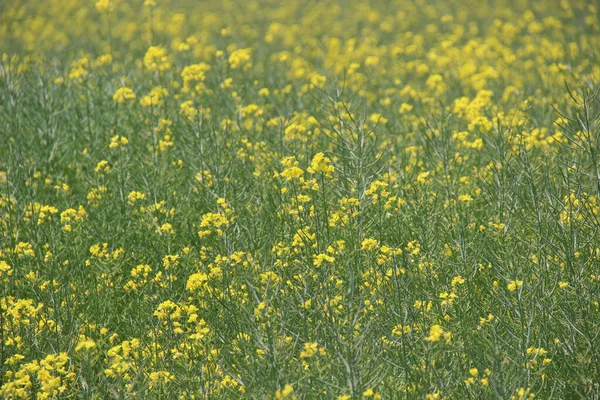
[143,46,171,72]
[1,353,74,399]
[2,0,599,398]
[113,87,136,103]
[307,152,335,178]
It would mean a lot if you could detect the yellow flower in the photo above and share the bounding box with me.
[95,53,112,66]
[300,342,326,358]
[281,166,304,180]
[180,100,198,119]
[95,0,113,13]
[157,223,174,235]
[229,48,252,69]
[181,63,211,92]
[399,103,413,113]
[113,87,136,104]
[109,135,129,149]
[0,261,13,282]
[307,152,335,178]
[451,275,465,286]
[310,73,327,88]
[75,336,96,352]
[139,86,168,107]
[95,160,110,173]
[361,238,379,251]
[507,280,523,291]
[313,253,335,267]
[417,171,431,184]
[144,46,171,72]
[425,324,444,342]
[127,191,146,205]
[369,113,388,124]
[275,384,294,399]
[392,324,411,335]
[198,212,229,237]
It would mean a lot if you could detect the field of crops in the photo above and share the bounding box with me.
[1,0,600,398]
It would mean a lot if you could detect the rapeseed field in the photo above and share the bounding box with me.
[1,0,600,398]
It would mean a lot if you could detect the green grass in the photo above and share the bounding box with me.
[1,0,600,398]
